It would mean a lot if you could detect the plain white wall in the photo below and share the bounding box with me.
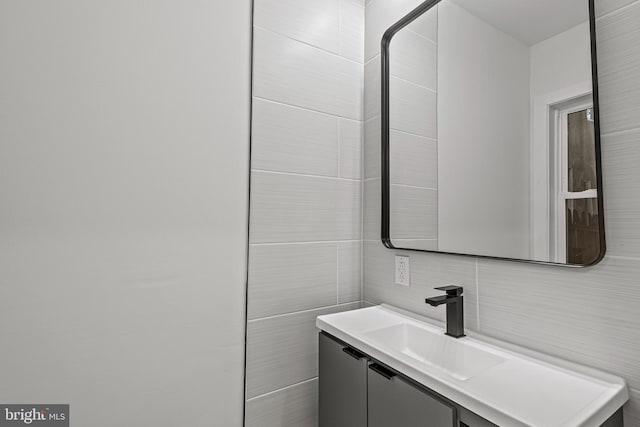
[530,21,593,97]
[0,1,250,425]
[437,1,531,259]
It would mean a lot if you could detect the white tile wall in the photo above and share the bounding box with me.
[250,172,361,243]
[247,0,364,420]
[364,56,381,120]
[389,28,438,90]
[389,76,438,138]
[390,131,438,188]
[252,99,340,177]
[364,0,425,61]
[245,379,319,427]
[246,302,360,398]
[254,0,340,53]
[339,119,363,179]
[340,0,366,63]
[248,243,338,320]
[364,117,382,179]
[253,27,363,120]
[362,0,640,423]
[338,241,363,303]
[390,186,438,239]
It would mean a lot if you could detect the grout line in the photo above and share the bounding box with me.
[475,258,481,332]
[246,377,318,402]
[404,27,437,45]
[607,255,640,262]
[254,25,364,66]
[253,96,361,122]
[364,177,381,182]
[247,301,360,323]
[364,53,380,67]
[252,168,361,182]
[250,240,362,247]
[595,0,639,21]
[390,74,437,93]
[390,128,437,142]
[601,125,640,139]
[391,183,438,191]
[389,127,435,140]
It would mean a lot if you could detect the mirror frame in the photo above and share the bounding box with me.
[380,0,606,267]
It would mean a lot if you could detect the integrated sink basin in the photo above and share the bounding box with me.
[317,304,628,427]
[362,323,505,381]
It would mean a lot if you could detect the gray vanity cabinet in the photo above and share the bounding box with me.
[319,332,455,427]
[319,332,368,427]
[368,363,455,427]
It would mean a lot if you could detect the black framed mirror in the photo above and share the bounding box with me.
[381,0,605,266]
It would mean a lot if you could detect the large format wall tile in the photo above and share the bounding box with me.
[364,0,425,61]
[477,257,640,391]
[339,119,363,179]
[389,77,437,138]
[252,99,339,177]
[364,117,381,179]
[248,243,337,320]
[595,0,636,18]
[254,0,340,53]
[602,128,640,258]
[363,240,478,330]
[389,28,437,90]
[246,303,360,398]
[250,172,361,243]
[254,28,362,120]
[405,4,438,42]
[390,185,437,239]
[364,56,381,120]
[245,379,319,427]
[363,178,381,241]
[390,131,437,188]
[338,241,362,303]
[595,3,640,135]
[340,0,365,63]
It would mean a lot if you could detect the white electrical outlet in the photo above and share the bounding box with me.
[395,255,410,286]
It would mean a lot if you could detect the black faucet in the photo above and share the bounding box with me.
[425,286,465,338]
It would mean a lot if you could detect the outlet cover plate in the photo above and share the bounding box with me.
[395,255,410,286]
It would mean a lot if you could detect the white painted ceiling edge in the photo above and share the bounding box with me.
[451,0,589,45]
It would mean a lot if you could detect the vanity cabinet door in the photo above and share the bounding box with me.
[319,333,368,427]
[368,363,455,427]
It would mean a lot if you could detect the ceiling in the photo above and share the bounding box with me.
[451,0,590,46]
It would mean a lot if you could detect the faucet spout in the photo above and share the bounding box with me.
[425,286,465,338]
[424,295,452,306]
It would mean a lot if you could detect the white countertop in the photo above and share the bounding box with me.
[317,305,628,427]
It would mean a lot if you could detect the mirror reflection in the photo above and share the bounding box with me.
[384,0,604,265]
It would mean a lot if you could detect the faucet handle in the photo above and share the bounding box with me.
[434,285,463,297]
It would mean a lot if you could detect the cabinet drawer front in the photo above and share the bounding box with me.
[368,363,455,427]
